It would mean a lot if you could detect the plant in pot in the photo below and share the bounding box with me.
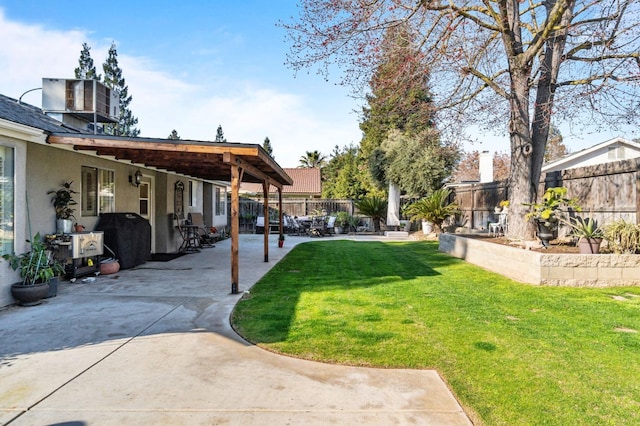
[334,211,351,234]
[278,233,285,248]
[562,212,604,254]
[405,188,460,234]
[48,181,77,234]
[2,233,65,305]
[524,187,581,248]
[602,219,640,254]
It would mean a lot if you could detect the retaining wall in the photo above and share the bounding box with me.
[439,234,640,287]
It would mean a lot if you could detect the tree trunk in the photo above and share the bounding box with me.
[506,70,537,240]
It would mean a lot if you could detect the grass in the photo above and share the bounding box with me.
[231,240,640,425]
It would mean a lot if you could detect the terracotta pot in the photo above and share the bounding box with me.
[278,240,284,248]
[578,238,602,254]
[100,259,120,275]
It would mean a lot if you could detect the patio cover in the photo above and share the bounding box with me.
[46,133,293,293]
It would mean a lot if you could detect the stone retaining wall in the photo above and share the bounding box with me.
[439,234,640,287]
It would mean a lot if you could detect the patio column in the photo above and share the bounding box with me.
[278,187,283,236]
[262,180,270,262]
[230,162,242,293]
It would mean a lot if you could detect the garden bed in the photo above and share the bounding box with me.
[439,233,640,287]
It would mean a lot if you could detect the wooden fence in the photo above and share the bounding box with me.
[450,158,640,230]
[229,197,356,233]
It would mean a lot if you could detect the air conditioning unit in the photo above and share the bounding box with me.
[42,78,119,124]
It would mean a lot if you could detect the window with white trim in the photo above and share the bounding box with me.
[81,166,114,217]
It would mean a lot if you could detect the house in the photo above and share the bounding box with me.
[0,79,291,307]
[542,137,640,173]
[240,167,322,198]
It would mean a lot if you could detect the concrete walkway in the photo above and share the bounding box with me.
[0,234,472,425]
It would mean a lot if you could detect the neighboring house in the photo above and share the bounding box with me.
[240,167,322,198]
[0,79,291,307]
[542,137,640,173]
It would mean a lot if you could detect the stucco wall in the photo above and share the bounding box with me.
[1,136,228,307]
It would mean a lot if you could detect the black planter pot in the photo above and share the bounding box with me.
[11,282,50,306]
[46,277,59,298]
[535,221,557,248]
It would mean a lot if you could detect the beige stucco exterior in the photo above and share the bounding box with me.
[1,121,228,307]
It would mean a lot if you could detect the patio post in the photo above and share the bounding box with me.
[230,161,243,294]
[263,180,270,262]
[278,188,283,237]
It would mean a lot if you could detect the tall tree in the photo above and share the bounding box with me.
[262,137,274,158]
[322,144,369,199]
[360,24,457,197]
[168,129,180,140]
[102,42,139,137]
[298,150,327,168]
[215,125,227,142]
[283,0,640,238]
[74,42,100,80]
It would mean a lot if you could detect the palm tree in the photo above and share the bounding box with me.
[299,150,326,168]
[356,196,388,232]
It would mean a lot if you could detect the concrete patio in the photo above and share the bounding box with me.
[0,234,472,425]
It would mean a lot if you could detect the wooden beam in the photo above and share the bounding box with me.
[278,187,283,238]
[224,152,283,190]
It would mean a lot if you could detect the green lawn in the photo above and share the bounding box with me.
[231,240,640,425]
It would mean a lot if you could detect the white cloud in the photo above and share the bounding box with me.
[0,9,362,168]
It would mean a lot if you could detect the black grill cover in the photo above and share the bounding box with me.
[95,213,151,269]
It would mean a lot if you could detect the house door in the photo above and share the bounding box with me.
[138,176,156,252]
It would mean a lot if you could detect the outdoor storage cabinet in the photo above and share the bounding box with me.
[95,213,151,269]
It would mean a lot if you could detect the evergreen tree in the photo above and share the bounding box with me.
[359,24,458,196]
[215,125,227,142]
[262,137,274,158]
[102,42,140,137]
[168,129,180,140]
[322,145,369,199]
[74,42,100,80]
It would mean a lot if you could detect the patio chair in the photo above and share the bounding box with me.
[489,211,508,237]
[187,213,217,247]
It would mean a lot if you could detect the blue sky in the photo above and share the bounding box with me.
[0,1,365,167]
[0,1,634,168]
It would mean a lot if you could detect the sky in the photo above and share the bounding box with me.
[0,1,636,168]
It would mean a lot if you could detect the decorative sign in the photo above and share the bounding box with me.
[175,181,185,219]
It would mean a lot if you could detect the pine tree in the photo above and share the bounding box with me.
[215,125,226,142]
[262,137,274,158]
[74,42,100,80]
[168,129,180,140]
[102,42,140,137]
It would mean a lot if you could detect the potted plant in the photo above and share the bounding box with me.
[278,233,285,248]
[405,188,460,234]
[334,211,350,234]
[2,233,65,305]
[524,187,581,248]
[48,181,77,234]
[562,212,604,254]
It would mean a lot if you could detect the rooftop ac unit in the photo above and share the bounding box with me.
[42,78,119,124]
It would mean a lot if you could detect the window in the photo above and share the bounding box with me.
[215,187,226,216]
[188,180,196,207]
[0,146,14,255]
[81,166,114,217]
[608,145,625,160]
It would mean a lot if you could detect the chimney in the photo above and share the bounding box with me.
[479,151,494,183]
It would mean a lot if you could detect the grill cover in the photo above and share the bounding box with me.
[95,213,151,269]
